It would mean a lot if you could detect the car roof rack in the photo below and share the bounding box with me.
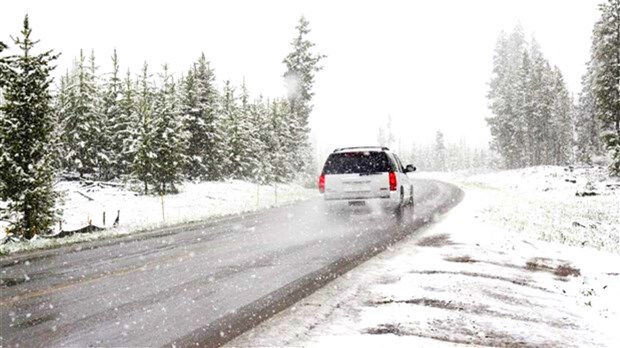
[333,146,390,153]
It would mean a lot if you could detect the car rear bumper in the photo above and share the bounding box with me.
[323,194,400,211]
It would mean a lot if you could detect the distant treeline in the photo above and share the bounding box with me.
[487,0,620,176]
[403,131,492,172]
[376,118,492,173]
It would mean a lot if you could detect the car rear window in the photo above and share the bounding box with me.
[322,151,394,175]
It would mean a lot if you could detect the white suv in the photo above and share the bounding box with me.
[318,146,416,213]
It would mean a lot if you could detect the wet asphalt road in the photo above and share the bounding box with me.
[0,179,462,347]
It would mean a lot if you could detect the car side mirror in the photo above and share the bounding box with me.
[405,165,416,173]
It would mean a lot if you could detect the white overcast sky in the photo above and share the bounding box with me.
[1,0,603,157]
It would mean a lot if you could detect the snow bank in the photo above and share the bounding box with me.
[463,166,620,253]
[417,166,620,253]
[0,180,317,255]
[228,166,620,347]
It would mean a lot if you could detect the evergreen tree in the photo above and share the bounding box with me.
[101,49,124,179]
[283,16,325,176]
[527,39,553,166]
[196,53,224,181]
[151,64,185,194]
[487,29,526,169]
[133,62,155,194]
[0,40,8,209]
[54,70,73,171]
[266,98,293,182]
[0,16,59,238]
[549,68,573,165]
[221,80,245,178]
[61,49,101,177]
[180,64,202,179]
[487,26,574,169]
[434,130,446,171]
[246,95,270,182]
[590,0,620,175]
[117,69,138,177]
[537,61,557,165]
[182,54,223,180]
[88,50,109,178]
[377,115,396,148]
[575,64,603,164]
[224,80,255,179]
[513,50,532,166]
[0,40,8,88]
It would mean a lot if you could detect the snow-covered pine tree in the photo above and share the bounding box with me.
[487,28,527,169]
[100,49,124,180]
[575,64,603,164]
[513,49,532,167]
[590,0,620,175]
[221,80,252,179]
[507,28,528,168]
[0,40,8,88]
[182,54,223,181]
[180,64,203,180]
[220,80,238,177]
[485,30,510,164]
[56,66,76,172]
[117,69,139,177]
[537,60,557,166]
[377,128,386,148]
[376,115,396,149]
[0,40,7,205]
[259,98,274,183]
[133,62,155,194]
[266,98,293,183]
[0,16,59,238]
[61,49,102,178]
[434,130,447,171]
[282,16,325,178]
[549,67,574,165]
[247,95,270,182]
[527,39,552,166]
[89,50,110,178]
[237,81,258,179]
[54,70,73,171]
[151,64,186,194]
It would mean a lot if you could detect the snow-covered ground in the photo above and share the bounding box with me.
[431,165,619,253]
[228,166,620,347]
[0,180,316,255]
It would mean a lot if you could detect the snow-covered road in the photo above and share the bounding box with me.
[0,179,462,347]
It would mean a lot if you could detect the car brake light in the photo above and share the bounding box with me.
[318,174,325,193]
[389,172,397,191]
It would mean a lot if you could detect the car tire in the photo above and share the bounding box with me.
[408,186,414,206]
[393,190,405,218]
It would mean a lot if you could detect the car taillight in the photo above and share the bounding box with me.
[389,172,397,191]
[318,174,325,193]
